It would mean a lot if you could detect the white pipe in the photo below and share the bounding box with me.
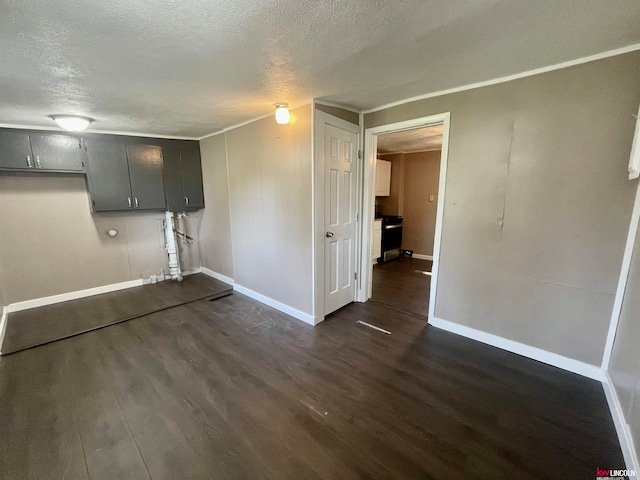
[165,211,183,281]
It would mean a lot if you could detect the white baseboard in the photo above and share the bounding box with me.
[200,267,235,286]
[412,253,433,261]
[6,279,145,313]
[0,306,8,355]
[603,372,639,478]
[232,283,316,326]
[429,316,604,381]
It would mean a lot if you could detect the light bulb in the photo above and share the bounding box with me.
[275,103,290,124]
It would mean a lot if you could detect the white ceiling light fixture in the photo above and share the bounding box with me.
[275,103,290,124]
[50,114,94,132]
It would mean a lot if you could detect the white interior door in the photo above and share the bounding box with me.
[324,124,358,315]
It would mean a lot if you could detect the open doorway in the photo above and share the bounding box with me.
[370,126,443,317]
[358,113,450,322]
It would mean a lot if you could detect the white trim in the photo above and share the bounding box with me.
[603,372,639,478]
[362,43,640,114]
[0,123,198,140]
[200,267,235,286]
[602,180,640,369]
[628,103,640,180]
[233,283,316,326]
[313,108,362,322]
[6,279,144,313]
[359,113,450,322]
[412,253,433,261]
[429,316,605,381]
[197,100,314,140]
[0,306,8,354]
[314,100,361,115]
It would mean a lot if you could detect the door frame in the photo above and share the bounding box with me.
[313,108,362,324]
[359,112,451,321]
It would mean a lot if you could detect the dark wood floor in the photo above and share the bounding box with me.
[2,274,231,355]
[0,288,623,479]
[371,256,432,317]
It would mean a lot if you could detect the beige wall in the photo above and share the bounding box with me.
[315,104,359,126]
[0,174,204,305]
[609,214,640,462]
[199,134,234,278]
[365,51,640,365]
[210,104,313,314]
[402,151,441,256]
[376,153,404,216]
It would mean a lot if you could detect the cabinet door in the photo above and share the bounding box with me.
[85,139,133,212]
[372,229,382,261]
[161,142,186,212]
[126,144,166,210]
[375,160,391,196]
[0,131,34,170]
[180,141,205,210]
[29,134,86,172]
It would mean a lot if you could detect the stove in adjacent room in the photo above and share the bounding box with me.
[380,215,403,262]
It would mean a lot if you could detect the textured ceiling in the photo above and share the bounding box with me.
[378,125,443,153]
[1,0,640,138]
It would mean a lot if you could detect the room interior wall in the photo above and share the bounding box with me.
[315,103,360,126]
[608,214,640,462]
[364,51,640,366]
[402,150,441,257]
[376,153,404,216]
[0,174,204,305]
[224,104,314,315]
[199,134,234,279]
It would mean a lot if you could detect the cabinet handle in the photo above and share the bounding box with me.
[26,155,32,168]
[35,156,42,168]
[134,197,139,208]
[185,196,189,205]
[127,197,132,208]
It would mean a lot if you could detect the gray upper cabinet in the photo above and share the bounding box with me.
[30,134,86,171]
[162,140,205,211]
[126,144,166,210]
[0,130,86,173]
[0,131,33,170]
[85,140,166,212]
[85,140,133,212]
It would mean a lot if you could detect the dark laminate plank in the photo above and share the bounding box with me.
[2,274,232,355]
[371,256,432,317]
[0,286,625,479]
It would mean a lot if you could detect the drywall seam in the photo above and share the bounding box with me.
[603,372,640,477]
[6,279,144,313]
[430,316,605,381]
[362,43,640,114]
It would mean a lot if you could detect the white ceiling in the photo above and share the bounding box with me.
[1,0,640,138]
[378,125,443,153]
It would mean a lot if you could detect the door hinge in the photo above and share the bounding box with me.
[354,272,358,280]
[355,212,359,222]
[358,150,362,159]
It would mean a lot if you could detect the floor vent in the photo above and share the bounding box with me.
[209,292,234,302]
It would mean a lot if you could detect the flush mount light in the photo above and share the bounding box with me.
[49,114,94,132]
[275,103,290,124]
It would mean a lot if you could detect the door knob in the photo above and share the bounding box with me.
[326,231,334,238]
